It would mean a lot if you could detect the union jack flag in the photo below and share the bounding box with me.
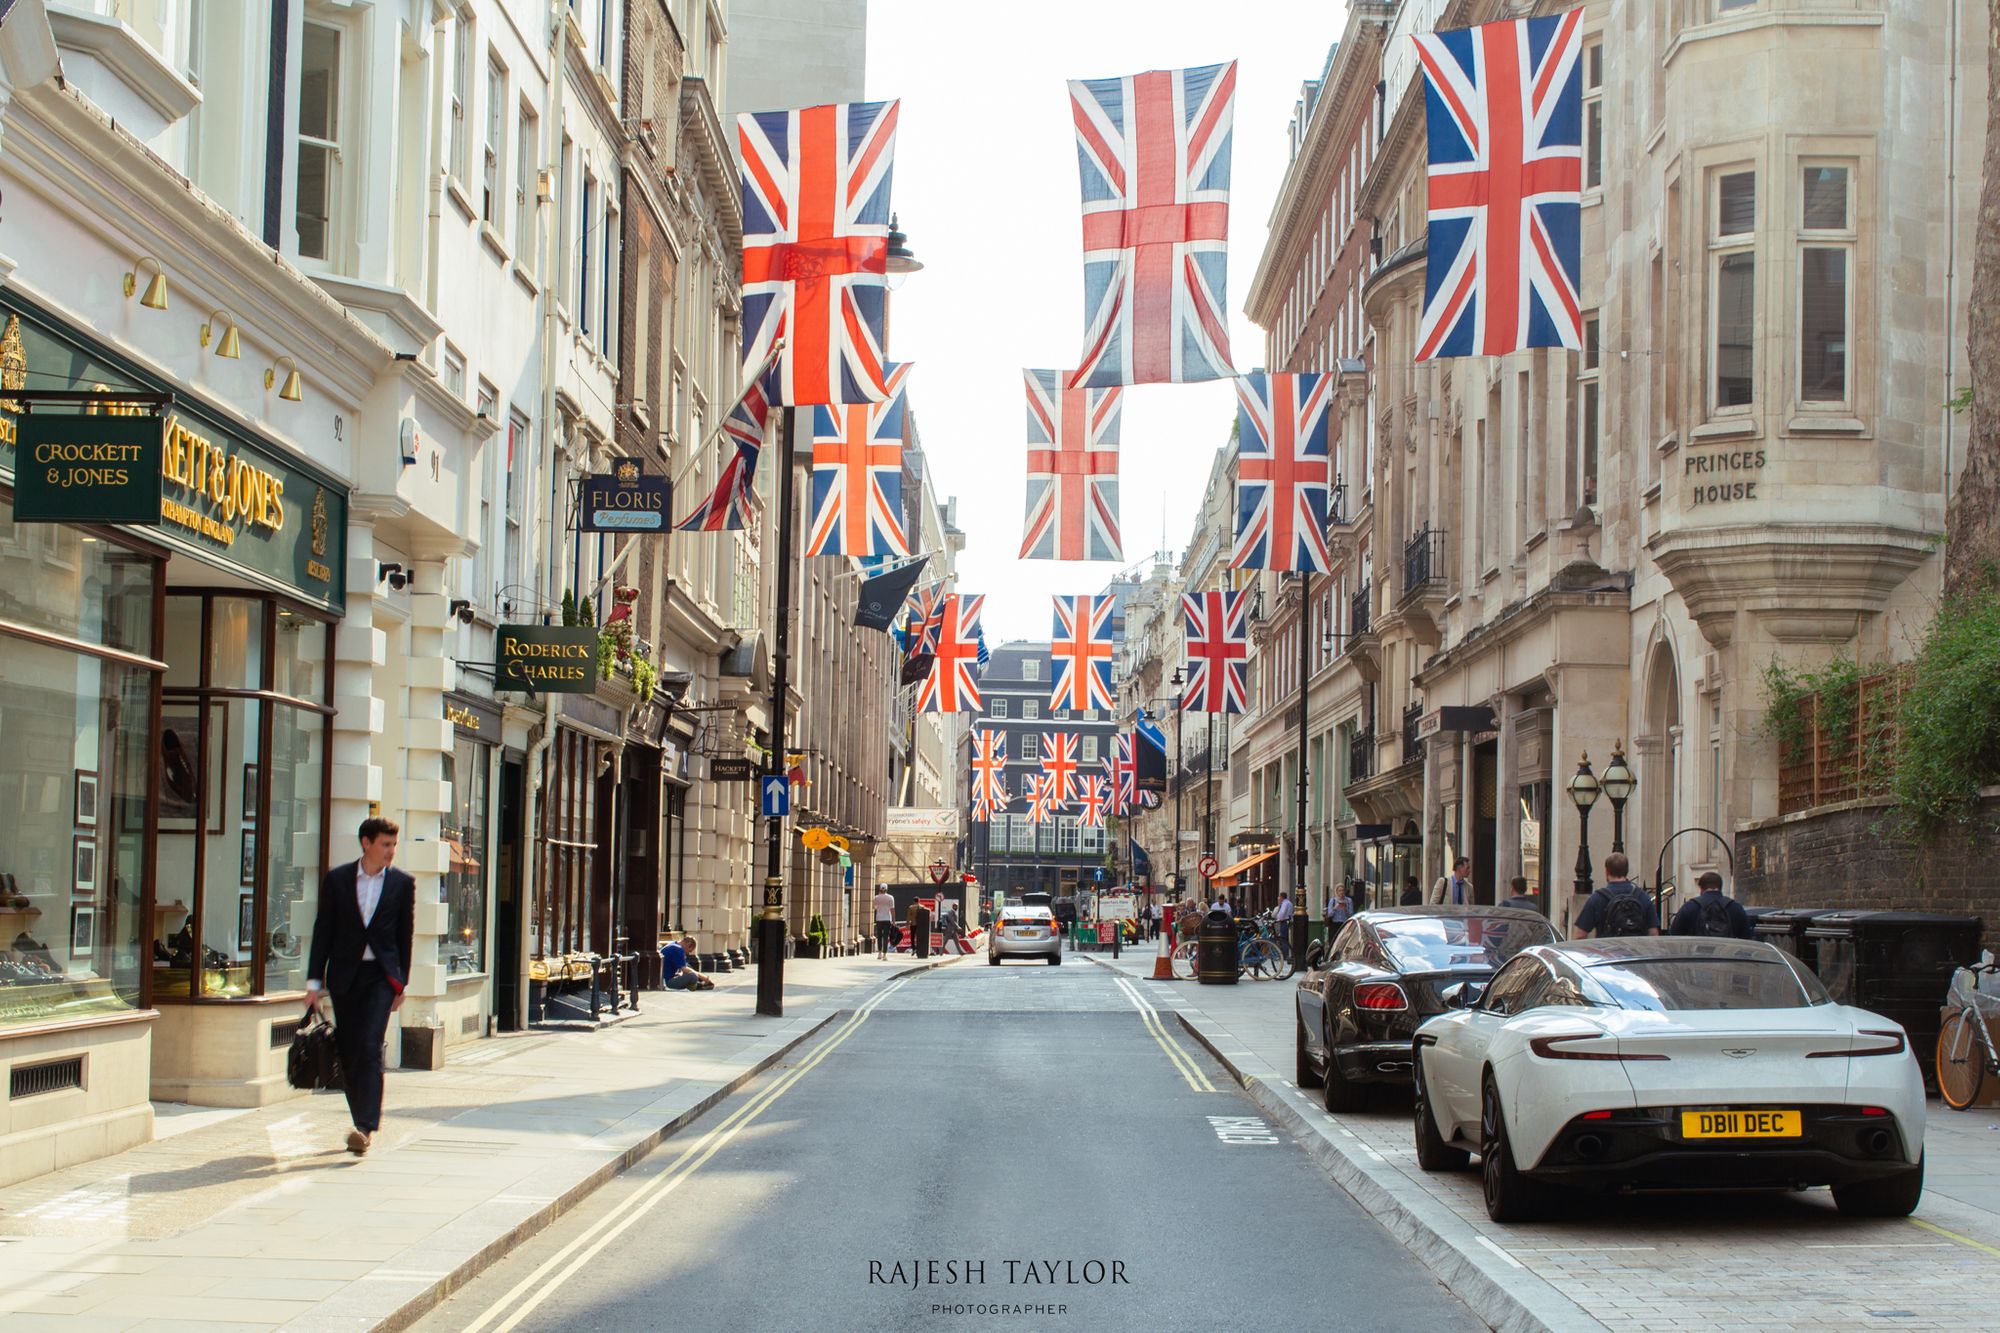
[1230,371,1333,573]
[674,347,780,531]
[1415,12,1583,360]
[1039,732,1079,807]
[917,593,983,713]
[1025,773,1059,825]
[1104,734,1133,816]
[1019,370,1123,561]
[806,361,912,557]
[913,582,947,654]
[970,728,1009,817]
[1068,61,1237,388]
[1078,775,1109,829]
[739,100,900,405]
[1050,594,1116,712]
[1182,589,1249,714]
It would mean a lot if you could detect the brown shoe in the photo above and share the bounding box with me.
[346,1128,371,1156]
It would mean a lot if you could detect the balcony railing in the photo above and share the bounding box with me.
[1402,525,1447,600]
[1347,730,1375,783]
[1402,702,1423,765]
[1349,588,1371,638]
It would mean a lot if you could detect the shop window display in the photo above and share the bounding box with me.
[0,500,156,1027]
[440,738,489,976]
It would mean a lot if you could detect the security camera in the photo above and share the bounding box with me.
[448,598,476,624]
[377,562,408,591]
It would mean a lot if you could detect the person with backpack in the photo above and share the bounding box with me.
[1668,870,1754,939]
[1572,853,1660,939]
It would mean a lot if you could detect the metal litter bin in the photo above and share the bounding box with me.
[1197,909,1238,985]
[1750,907,1837,973]
[1807,910,1984,1089]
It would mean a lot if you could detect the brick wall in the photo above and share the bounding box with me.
[1734,789,2000,920]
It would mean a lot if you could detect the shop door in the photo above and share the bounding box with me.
[495,757,524,1031]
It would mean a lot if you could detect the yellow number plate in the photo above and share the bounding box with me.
[1680,1109,1803,1139]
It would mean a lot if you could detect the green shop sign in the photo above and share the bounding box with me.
[496,625,598,694]
[12,412,163,523]
[0,302,347,610]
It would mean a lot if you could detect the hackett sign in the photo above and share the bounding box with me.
[12,413,162,523]
[495,625,598,693]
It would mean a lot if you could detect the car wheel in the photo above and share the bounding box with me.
[1320,1021,1366,1113]
[1048,952,1061,966]
[1295,1012,1324,1090]
[1832,1156,1924,1217]
[1412,1056,1469,1172]
[1481,1073,1553,1223]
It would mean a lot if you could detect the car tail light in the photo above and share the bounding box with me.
[1806,1029,1907,1059]
[1353,983,1408,1011]
[1580,1109,1614,1120]
[1859,1106,1890,1117]
[1528,1033,1669,1062]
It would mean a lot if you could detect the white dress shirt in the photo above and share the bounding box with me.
[355,864,386,961]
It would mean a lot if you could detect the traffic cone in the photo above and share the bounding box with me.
[1152,929,1174,980]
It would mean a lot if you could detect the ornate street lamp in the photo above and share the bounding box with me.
[1600,742,1635,857]
[1169,667,1186,895]
[1567,751,1601,911]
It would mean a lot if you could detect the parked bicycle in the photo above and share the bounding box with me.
[1937,955,2000,1110]
[1166,912,1288,980]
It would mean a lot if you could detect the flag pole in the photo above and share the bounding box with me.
[757,404,797,1017]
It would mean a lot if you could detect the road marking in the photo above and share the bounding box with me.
[1907,1216,2000,1259]
[455,978,911,1333]
[1803,1243,1951,1250]
[1207,1115,1279,1145]
[1111,976,1215,1092]
[1475,1236,1525,1269]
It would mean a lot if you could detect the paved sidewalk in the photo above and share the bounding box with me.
[1090,950,2000,1333]
[0,953,957,1331]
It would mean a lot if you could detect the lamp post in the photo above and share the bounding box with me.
[1600,741,1635,857]
[757,221,919,1017]
[1169,668,1185,898]
[1567,752,1601,920]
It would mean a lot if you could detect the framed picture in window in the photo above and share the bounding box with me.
[238,894,256,953]
[159,707,225,833]
[70,903,95,958]
[73,769,98,830]
[72,834,96,898]
[240,829,258,887]
[242,764,259,825]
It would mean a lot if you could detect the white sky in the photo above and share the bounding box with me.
[865,1,1344,642]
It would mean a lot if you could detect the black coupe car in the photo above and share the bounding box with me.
[1295,906,1556,1110]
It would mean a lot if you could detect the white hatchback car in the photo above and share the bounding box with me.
[988,907,1062,965]
[1412,937,1926,1222]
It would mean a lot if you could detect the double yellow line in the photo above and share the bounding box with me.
[458,978,910,1333]
[1113,976,1215,1093]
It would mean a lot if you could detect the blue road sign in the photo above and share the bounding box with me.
[761,775,790,818]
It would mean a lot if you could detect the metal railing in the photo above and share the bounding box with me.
[1348,730,1375,783]
[1350,588,1371,638]
[1403,525,1447,599]
[1402,703,1423,765]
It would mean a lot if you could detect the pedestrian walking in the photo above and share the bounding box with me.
[1668,870,1754,939]
[1574,853,1660,939]
[1501,876,1541,913]
[872,884,896,958]
[305,817,415,1157]
[1274,890,1296,960]
[1325,884,1354,932]
[1429,856,1474,906]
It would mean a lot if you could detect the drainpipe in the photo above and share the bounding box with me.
[520,2,568,1008]
[1943,0,1963,510]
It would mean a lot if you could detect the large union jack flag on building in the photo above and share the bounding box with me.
[970,728,1008,820]
[739,100,900,405]
[1019,371,1123,561]
[1067,61,1236,388]
[806,361,912,557]
[917,593,984,713]
[1414,12,1583,360]
[1230,371,1334,572]
[1104,733,1133,816]
[1182,589,1249,714]
[1078,775,1109,829]
[1039,732,1079,807]
[1050,594,1116,712]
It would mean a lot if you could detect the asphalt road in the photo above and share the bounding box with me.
[411,960,1482,1332]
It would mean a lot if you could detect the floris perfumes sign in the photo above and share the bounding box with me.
[578,459,670,532]
[12,413,163,523]
[495,625,599,694]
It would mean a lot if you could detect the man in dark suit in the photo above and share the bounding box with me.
[306,817,415,1156]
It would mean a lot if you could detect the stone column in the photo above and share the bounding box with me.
[398,562,455,1049]
[1494,696,1521,890]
